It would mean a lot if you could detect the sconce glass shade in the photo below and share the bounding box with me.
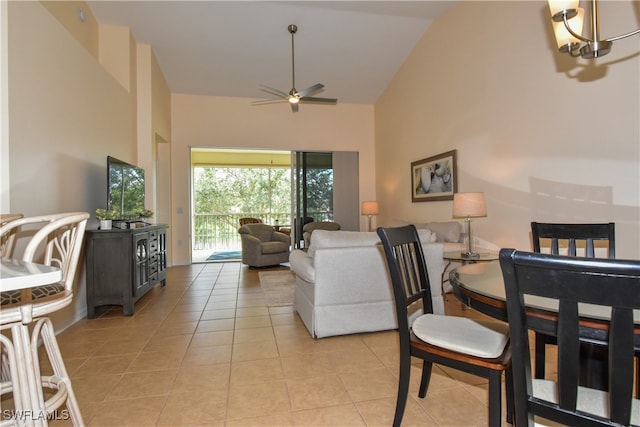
[546,0,639,59]
[452,193,487,218]
[361,201,380,216]
[551,7,584,50]
[548,0,579,19]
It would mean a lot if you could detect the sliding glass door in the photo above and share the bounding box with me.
[291,151,359,248]
[292,152,333,247]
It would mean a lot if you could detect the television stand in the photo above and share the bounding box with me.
[85,224,168,317]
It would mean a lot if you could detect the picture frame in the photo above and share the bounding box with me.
[411,150,457,202]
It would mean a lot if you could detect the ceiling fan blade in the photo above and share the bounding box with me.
[296,83,324,98]
[252,99,288,105]
[259,85,288,99]
[254,25,336,114]
[300,96,338,104]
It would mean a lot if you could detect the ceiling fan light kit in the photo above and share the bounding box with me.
[253,24,338,113]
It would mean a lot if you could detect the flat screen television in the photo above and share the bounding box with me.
[107,156,145,219]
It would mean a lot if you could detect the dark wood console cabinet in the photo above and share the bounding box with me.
[85,224,168,317]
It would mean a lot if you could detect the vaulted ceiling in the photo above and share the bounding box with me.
[87,1,457,105]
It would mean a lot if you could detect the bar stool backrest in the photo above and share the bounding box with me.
[0,212,89,321]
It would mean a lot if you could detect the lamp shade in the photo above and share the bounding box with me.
[361,201,379,216]
[452,193,487,218]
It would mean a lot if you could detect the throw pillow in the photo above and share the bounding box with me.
[425,221,462,243]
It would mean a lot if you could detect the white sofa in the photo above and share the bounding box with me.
[289,228,446,338]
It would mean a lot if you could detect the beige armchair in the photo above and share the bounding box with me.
[238,223,290,267]
[303,221,341,248]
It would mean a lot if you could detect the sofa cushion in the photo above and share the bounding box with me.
[312,229,435,250]
[303,221,341,233]
[390,219,456,242]
[307,229,436,259]
[424,221,462,243]
[307,230,378,258]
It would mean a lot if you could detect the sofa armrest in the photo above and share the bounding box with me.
[289,249,315,283]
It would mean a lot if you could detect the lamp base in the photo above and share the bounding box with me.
[461,251,480,260]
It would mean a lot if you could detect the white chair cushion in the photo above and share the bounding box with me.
[412,314,508,358]
[532,379,640,426]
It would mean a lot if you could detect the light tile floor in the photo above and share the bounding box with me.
[4,262,524,426]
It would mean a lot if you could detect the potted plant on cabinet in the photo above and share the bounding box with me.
[95,208,117,230]
[134,208,154,224]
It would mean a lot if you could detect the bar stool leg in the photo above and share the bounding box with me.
[33,319,83,426]
[6,322,47,427]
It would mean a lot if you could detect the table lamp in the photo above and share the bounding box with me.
[361,201,379,232]
[452,192,487,259]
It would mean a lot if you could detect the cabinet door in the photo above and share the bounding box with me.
[158,228,167,275]
[148,229,159,282]
[133,232,149,295]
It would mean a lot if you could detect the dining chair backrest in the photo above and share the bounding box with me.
[499,248,640,426]
[531,222,615,259]
[377,224,434,333]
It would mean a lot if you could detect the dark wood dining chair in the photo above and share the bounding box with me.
[377,225,513,427]
[499,248,640,426]
[530,222,624,385]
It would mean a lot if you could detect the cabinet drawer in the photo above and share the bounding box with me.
[149,230,158,240]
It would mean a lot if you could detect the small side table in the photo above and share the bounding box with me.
[442,251,498,300]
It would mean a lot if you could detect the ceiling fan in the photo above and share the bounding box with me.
[253,24,337,113]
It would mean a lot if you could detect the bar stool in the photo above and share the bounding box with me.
[0,214,23,404]
[0,212,88,426]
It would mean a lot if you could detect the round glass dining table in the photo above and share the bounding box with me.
[449,260,640,390]
[450,260,640,325]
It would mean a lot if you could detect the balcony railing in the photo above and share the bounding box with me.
[193,212,332,251]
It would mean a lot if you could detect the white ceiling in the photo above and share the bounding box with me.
[86,1,457,105]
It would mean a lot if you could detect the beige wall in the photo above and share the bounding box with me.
[6,1,135,328]
[376,1,640,259]
[40,1,99,58]
[4,1,172,330]
[170,94,375,264]
[1,1,9,211]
